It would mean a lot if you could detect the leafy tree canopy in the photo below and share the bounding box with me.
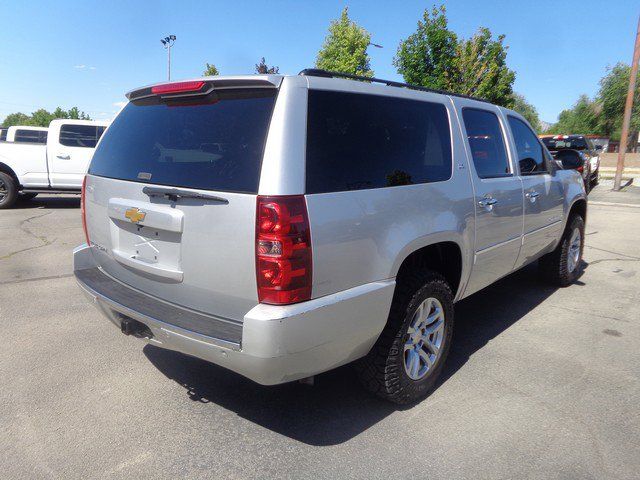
[1,107,90,127]
[255,57,279,74]
[315,7,373,77]
[203,63,219,76]
[511,93,542,132]
[394,5,515,106]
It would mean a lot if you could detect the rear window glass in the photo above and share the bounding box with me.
[15,129,47,144]
[542,136,588,151]
[89,89,277,193]
[0,129,7,141]
[60,125,104,148]
[305,90,452,194]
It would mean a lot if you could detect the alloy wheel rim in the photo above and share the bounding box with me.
[568,227,581,273]
[403,297,445,381]
[0,178,7,202]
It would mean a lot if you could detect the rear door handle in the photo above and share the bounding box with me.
[526,191,540,202]
[478,197,498,207]
[56,154,71,160]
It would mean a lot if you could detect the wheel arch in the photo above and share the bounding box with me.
[393,240,464,300]
[0,162,20,187]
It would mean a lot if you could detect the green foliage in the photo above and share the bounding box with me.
[546,95,599,135]
[393,5,457,90]
[315,7,373,77]
[453,28,515,106]
[394,5,515,106]
[1,107,90,127]
[1,112,31,127]
[596,62,640,141]
[203,63,219,76]
[255,57,279,74]
[511,93,542,132]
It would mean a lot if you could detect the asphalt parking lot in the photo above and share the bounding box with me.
[1,188,639,480]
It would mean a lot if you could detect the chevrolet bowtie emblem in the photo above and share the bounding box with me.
[124,207,146,224]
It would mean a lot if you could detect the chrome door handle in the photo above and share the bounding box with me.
[478,198,498,207]
[526,191,540,202]
[56,154,71,160]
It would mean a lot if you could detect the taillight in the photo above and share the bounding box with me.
[81,176,90,245]
[256,196,312,305]
[151,81,206,95]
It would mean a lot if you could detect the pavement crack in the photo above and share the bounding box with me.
[0,211,56,260]
[585,245,640,261]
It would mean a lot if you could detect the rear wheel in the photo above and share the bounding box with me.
[0,172,18,209]
[539,215,585,286]
[356,270,454,404]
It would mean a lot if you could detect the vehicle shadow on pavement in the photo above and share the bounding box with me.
[143,262,586,446]
[14,196,80,209]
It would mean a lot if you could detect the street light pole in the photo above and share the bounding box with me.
[160,35,177,81]
[613,16,640,191]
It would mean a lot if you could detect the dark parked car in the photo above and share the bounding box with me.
[541,135,601,190]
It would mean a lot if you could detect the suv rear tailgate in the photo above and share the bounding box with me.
[83,83,280,322]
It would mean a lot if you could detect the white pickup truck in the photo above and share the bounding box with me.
[0,119,109,208]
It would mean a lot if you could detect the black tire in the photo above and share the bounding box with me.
[19,192,38,201]
[539,215,585,287]
[356,270,454,404]
[0,172,18,209]
[591,170,599,187]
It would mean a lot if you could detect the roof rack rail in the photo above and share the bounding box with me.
[298,68,490,104]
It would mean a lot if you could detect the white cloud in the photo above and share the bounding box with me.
[74,64,86,69]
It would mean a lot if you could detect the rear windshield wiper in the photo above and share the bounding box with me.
[142,186,229,204]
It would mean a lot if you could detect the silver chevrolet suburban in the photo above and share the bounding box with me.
[74,70,587,404]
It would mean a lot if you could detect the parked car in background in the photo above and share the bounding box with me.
[74,70,587,405]
[0,127,8,141]
[551,149,591,189]
[5,125,49,144]
[540,134,601,190]
[0,119,109,208]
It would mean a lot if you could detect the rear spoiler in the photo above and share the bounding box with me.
[126,76,283,101]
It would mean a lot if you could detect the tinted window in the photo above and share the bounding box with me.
[508,116,547,174]
[60,125,103,148]
[541,136,588,151]
[89,89,277,193]
[462,108,510,178]
[0,129,7,141]
[15,129,47,144]
[305,90,452,194]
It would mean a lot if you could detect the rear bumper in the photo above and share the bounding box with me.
[73,244,395,385]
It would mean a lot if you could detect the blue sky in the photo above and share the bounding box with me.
[0,0,636,123]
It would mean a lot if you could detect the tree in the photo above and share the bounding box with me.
[394,5,457,90]
[394,5,516,106]
[453,28,515,106]
[203,63,219,76]
[596,63,640,142]
[511,93,541,132]
[546,95,598,135]
[255,57,279,74]
[1,112,30,127]
[1,107,91,127]
[315,7,373,77]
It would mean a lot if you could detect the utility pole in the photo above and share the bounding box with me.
[614,16,640,191]
[160,35,177,81]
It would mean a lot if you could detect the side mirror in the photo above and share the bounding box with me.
[553,150,582,170]
[519,157,537,173]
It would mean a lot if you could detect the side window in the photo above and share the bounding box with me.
[15,129,46,144]
[60,125,100,148]
[462,108,510,178]
[0,129,8,141]
[305,90,452,194]
[507,116,546,174]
